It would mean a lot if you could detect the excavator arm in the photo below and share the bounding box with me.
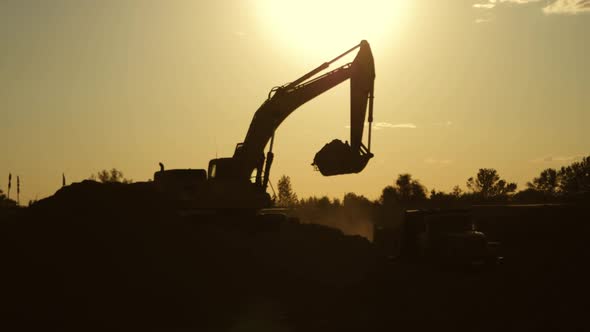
[209,40,375,191]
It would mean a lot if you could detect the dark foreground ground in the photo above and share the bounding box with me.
[1,182,589,331]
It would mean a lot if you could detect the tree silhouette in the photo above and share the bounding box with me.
[380,174,427,206]
[332,198,342,208]
[316,196,331,209]
[428,187,467,209]
[377,183,405,229]
[558,156,590,195]
[276,175,298,207]
[379,185,398,206]
[398,174,427,201]
[377,173,428,222]
[467,168,516,199]
[89,168,133,184]
[343,192,372,211]
[527,168,558,195]
[451,185,463,198]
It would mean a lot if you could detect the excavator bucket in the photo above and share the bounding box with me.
[312,139,373,176]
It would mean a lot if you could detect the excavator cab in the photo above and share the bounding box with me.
[207,157,271,209]
[209,142,264,183]
[208,158,242,181]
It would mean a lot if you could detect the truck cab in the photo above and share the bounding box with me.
[373,209,500,265]
[399,209,499,265]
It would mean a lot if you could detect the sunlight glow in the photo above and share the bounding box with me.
[253,0,409,56]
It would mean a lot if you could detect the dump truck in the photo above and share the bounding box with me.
[374,209,501,266]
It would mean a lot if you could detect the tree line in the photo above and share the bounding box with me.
[2,156,587,210]
[276,155,590,210]
[272,156,588,236]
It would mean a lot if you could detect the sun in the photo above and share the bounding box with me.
[252,0,409,56]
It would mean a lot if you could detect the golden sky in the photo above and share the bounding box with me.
[1,0,588,204]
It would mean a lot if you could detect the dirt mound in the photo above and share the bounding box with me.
[1,181,378,328]
[32,180,162,212]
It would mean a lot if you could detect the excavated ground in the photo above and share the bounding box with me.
[1,182,589,331]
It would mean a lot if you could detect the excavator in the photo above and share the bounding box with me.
[154,40,376,209]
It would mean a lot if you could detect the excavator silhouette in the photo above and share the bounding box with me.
[154,40,375,209]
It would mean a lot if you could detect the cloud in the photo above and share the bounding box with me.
[543,0,590,14]
[424,158,453,165]
[475,18,493,23]
[472,0,590,15]
[471,0,543,14]
[374,122,417,129]
[473,3,496,9]
[474,0,542,7]
[497,0,542,3]
[346,122,417,130]
[473,3,495,23]
[434,120,453,127]
[346,121,451,130]
[346,121,452,129]
[531,155,584,163]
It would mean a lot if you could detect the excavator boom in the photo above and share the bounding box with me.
[156,41,377,209]
[209,40,376,192]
